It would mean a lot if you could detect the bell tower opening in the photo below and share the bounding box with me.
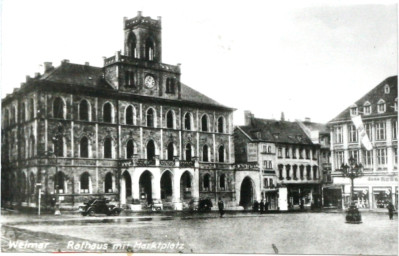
[123,11,162,62]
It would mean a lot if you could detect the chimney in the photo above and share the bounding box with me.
[281,112,285,121]
[137,11,142,17]
[84,62,90,66]
[44,62,54,73]
[305,117,311,122]
[244,110,254,126]
[34,72,41,78]
[61,59,70,64]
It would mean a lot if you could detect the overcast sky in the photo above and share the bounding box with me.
[1,0,397,125]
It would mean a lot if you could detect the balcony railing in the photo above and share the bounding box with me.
[180,160,195,168]
[160,160,175,167]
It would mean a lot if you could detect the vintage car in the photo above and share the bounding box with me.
[79,198,122,216]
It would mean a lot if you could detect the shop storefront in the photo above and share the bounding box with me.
[333,175,398,209]
[322,185,342,208]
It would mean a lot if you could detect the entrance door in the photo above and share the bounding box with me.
[180,171,192,202]
[160,171,173,201]
[240,177,254,209]
[139,171,153,204]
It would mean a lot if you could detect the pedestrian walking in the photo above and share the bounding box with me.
[253,200,259,212]
[387,202,395,220]
[260,200,265,213]
[218,198,225,217]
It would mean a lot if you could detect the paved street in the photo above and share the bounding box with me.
[1,211,397,254]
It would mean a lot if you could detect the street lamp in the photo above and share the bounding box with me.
[340,156,364,204]
[340,156,363,224]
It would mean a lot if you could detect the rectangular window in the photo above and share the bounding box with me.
[377,148,387,165]
[363,150,373,166]
[263,178,268,188]
[335,151,344,168]
[312,149,317,160]
[349,125,358,143]
[278,147,282,158]
[392,120,398,140]
[268,161,272,169]
[262,145,267,153]
[394,148,398,165]
[292,148,296,158]
[263,160,267,168]
[334,126,343,144]
[350,107,358,116]
[364,123,372,141]
[375,122,386,141]
[285,147,290,158]
[306,149,310,159]
[349,150,359,163]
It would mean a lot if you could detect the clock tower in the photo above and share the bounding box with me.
[104,11,181,99]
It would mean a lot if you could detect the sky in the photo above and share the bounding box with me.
[0,0,397,125]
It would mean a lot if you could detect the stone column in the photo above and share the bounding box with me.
[192,169,200,204]
[152,171,161,201]
[173,169,182,210]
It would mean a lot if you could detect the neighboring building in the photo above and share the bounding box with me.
[297,119,333,207]
[1,12,236,211]
[235,112,323,211]
[328,76,398,209]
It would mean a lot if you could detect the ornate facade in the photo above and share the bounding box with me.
[1,12,236,211]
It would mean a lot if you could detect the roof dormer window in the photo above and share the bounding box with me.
[363,102,371,115]
[384,84,390,94]
[377,99,386,113]
[350,106,358,116]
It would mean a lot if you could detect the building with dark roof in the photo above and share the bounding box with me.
[234,112,324,211]
[1,12,236,211]
[328,76,398,209]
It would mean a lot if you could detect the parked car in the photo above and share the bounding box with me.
[79,198,122,216]
[198,198,213,212]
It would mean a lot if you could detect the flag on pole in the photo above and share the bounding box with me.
[351,115,373,150]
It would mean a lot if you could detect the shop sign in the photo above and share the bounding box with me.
[247,143,258,162]
[368,176,398,182]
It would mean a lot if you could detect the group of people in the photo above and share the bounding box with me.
[252,200,270,213]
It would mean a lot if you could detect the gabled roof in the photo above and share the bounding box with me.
[40,62,112,89]
[36,62,230,109]
[180,82,228,108]
[329,76,397,123]
[238,118,314,145]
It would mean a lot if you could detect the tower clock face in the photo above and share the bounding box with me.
[144,75,155,89]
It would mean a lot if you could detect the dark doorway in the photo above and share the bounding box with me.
[160,171,173,200]
[180,171,192,201]
[139,171,153,204]
[240,177,254,209]
[123,171,132,198]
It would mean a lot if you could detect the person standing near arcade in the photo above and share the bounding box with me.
[218,198,225,217]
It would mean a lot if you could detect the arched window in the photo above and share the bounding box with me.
[79,100,89,121]
[166,110,174,129]
[126,139,134,159]
[217,117,224,133]
[125,105,134,125]
[167,142,174,161]
[201,115,208,132]
[54,136,64,157]
[29,135,35,158]
[147,108,155,127]
[103,102,112,123]
[220,174,226,190]
[104,137,112,159]
[377,99,386,113]
[147,140,156,160]
[53,97,65,119]
[80,172,90,193]
[203,174,211,191]
[185,143,192,161]
[128,32,137,58]
[29,173,35,195]
[202,145,209,162]
[145,37,155,61]
[184,113,192,130]
[4,109,9,126]
[21,103,26,122]
[105,172,113,193]
[54,171,65,192]
[218,145,225,163]
[29,98,34,120]
[80,136,89,158]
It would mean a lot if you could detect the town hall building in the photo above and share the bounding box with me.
[1,12,237,211]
